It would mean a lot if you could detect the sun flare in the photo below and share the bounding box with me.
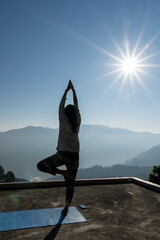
[55,21,160,93]
[121,57,138,74]
[96,34,160,93]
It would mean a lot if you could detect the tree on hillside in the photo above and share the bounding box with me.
[0,165,5,180]
[5,171,16,182]
[148,165,160,185]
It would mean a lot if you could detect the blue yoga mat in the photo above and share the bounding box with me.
[0,206,87,232]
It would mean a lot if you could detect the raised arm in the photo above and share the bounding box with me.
[64,80,72,98]
[59,81,72,110]
[70,80,78,107]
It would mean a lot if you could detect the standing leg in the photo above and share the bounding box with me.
[62,159,79,216]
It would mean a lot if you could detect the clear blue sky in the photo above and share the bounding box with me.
[1,0,160,133]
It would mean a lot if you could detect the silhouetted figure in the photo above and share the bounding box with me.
[37,80,81,216]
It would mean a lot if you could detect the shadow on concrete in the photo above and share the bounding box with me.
[43,211,65,240]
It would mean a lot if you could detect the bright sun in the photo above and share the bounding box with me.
[121,57,138,74]
[96,34,160,92]
[54,21,160,92]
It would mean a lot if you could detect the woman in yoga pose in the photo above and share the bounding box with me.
[37,80,81,216]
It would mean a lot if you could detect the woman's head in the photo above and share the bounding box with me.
[65,104,78,133]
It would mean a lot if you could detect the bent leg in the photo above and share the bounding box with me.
[37,152,64,176]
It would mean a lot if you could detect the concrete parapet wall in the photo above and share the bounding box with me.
[0,177,160,193]
[131,177,160,193]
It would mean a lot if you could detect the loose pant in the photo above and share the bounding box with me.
[37,151,79,204]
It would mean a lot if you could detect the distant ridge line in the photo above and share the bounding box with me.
[1,124,160,135]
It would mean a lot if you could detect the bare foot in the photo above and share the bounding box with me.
[56,169,68,182]
[62,170,68,182]
[62,207,68,216]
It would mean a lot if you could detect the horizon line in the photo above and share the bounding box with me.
[0,124,160,135]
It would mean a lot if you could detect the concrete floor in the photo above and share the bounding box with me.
[0,183,160,240]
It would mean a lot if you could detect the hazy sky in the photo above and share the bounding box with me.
[1,0,160,133]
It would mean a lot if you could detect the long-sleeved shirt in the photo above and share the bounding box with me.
[57,95,81,153]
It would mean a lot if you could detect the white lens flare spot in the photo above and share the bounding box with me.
[122,57,137,74]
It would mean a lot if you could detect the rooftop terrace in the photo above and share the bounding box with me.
[0,178,160,240]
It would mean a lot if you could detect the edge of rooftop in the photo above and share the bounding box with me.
[0,177,160,194]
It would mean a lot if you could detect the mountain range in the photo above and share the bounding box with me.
[0,125,160,180]
[125,144,160,167]
[45,165,152,182]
